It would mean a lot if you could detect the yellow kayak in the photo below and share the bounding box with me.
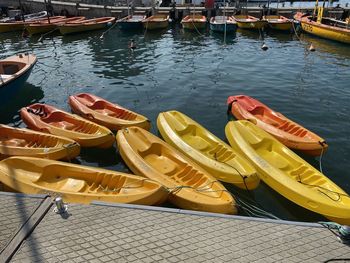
[0,157,168,205]
[0,124,80,160]
[116,126,236,214]
[225,120,350,224]
[157,111,259,190]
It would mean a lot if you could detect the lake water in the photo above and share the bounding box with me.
[1,24,349,222]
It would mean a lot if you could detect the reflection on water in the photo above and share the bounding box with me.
[1,24,350,223]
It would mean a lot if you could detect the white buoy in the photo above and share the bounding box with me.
[261,43,268,51]
[309,44,316,52]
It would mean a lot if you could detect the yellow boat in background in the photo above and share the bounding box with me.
[157,111,259,190]
[142,14,169,30]
[225,120,350,225]
[0,124,80,160]
[294,8,350,44]
[181,14,207,30]
[117,126,236,214]
[263,15,293,31]
[233,15,267,30]
[58,17,115,35]
[0,157,168,205]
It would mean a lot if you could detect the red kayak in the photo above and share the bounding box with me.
[20,103,114,148]
[69,93,151,131]
[227,95,328,156]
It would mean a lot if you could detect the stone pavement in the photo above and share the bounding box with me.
[1,192,350,262]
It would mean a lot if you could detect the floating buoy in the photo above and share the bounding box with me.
[309,44,316,52]
[129,39,136,50]
[261,43,268,51]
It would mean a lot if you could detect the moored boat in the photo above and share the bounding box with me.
[20,103,115,148]
[181,14,207,30]
[227,95,328,156]
[117,15,146,31]
[210,16,237,33]
[0,156,168,205]
[58,17,115,35]
[233,15,267,30]
[225,120,350,225]
[0,124,80,160]
[157,111,259,189]
[116,126,236,214]
[0,53,37,104]
[263,15,293,31]
[69,93,151,131]
[142,14,169,30]
[0,11,48,23]
[294,11,350,44]
[25,16,86,35]
[0,16,64,33]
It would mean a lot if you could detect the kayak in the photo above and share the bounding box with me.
[225,120,350,225]
[227,95,328,156]
[116,126,236,214]
[20,103,115,148]
[0,157,168,205]
[0,124,80,160]
[157,110,259,190]
[69,93,150,131]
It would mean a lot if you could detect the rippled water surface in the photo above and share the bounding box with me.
[1,25,349,222]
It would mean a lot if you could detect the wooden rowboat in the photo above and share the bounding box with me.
[0,54,37,105]
[227,95,328,156]
[225,120,350,225]
[294,11,350,44]
[142,14,169,30]
[69,93,151,131]
[157,111,259,189]
[20,103,115,148]
[0,16,64,33]
[263,15,293,31]
[233,15,267,30]
[0,124,80,160]
[181,14,207,30]
[0,157,168,205]
[210,16,237,33]
[58,17,115,35]
[117,15,146,31]
[116,126,236,214]
[25,17,86,35]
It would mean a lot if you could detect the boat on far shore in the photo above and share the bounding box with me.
[233,15,267,29]
[58,17,115,35]
[117,15,146,30]
[181,14,207,30]
[263,15,294,31]
[142,14,169,30]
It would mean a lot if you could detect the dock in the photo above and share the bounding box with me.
[1,191,349,262]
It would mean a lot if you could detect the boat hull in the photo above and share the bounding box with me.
[0,23,24,33]
[0,157,168,206]
[143,20,168,30]
[182,21,207,30]
[268,22,293,31]
[26,24,56,35]
[210,22,237,32]
[236,20,267,29]
[225,120,350,225]
[59,22,112,35]
[118,21,143,30]
[300,21,350,44]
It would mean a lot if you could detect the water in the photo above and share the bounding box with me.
[1,25,349,222]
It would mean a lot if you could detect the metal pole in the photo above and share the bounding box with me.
[44,0,51,23]
[18,0,25,22]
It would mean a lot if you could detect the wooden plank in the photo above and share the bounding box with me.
[0,197,52,263]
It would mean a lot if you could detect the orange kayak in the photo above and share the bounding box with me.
[227,95,328,156]
[69,93,150,131]
[20,103,115,148]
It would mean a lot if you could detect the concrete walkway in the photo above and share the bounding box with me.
[1,192,349,262]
